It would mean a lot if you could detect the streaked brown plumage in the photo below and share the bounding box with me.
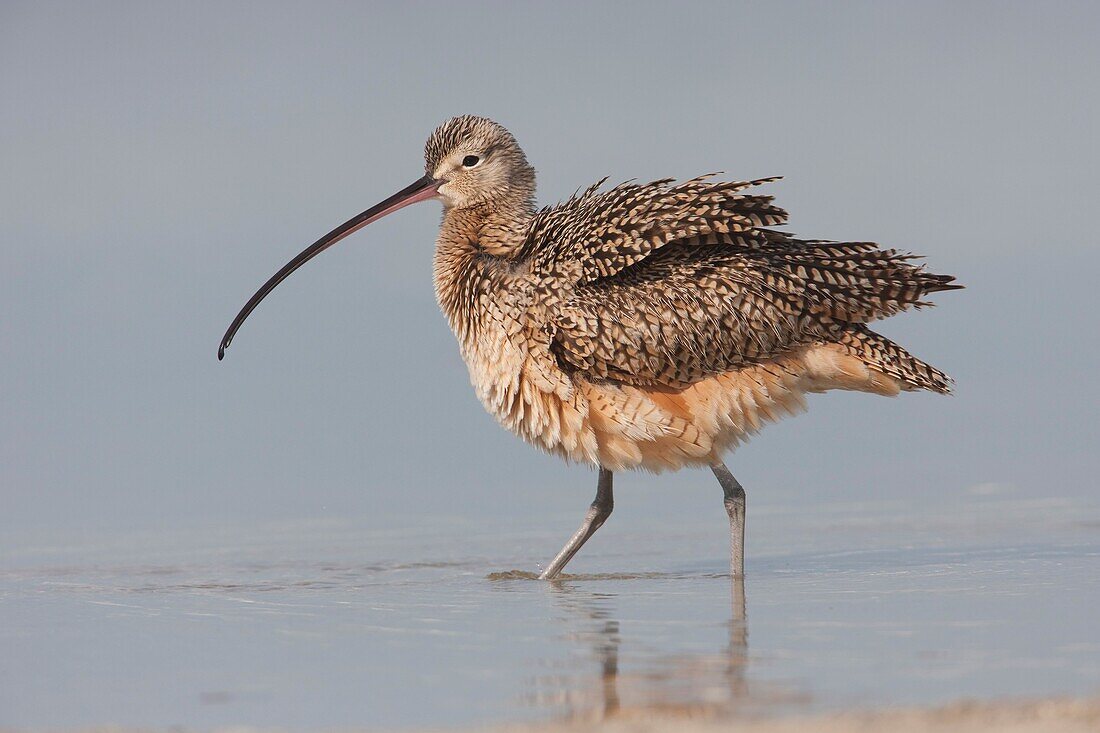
[219,114,961,579]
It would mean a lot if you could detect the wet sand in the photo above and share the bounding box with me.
[6,695,1098,733]
[486,695,1100,726]
[476,694,1100,733]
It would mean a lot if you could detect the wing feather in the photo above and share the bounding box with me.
[518,176,787,283]
[519,177,959,390]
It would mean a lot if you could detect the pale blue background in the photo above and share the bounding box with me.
[1,1,1096,554]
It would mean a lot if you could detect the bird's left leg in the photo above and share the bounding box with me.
[711,462,746,578]
[539,468,614,580]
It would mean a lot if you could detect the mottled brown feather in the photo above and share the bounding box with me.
[524,178,958,393]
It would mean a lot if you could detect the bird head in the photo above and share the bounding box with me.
[424,115,536,211]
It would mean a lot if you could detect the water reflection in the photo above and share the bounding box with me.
[528,576,756,722]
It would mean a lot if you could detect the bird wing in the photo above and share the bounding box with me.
[522,178,959,389]
[517,175,788,285]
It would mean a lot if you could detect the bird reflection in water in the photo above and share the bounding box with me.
[522,576,759,723]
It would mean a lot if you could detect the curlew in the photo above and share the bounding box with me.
[219,116,960,579]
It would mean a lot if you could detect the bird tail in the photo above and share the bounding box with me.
[837,325,953,394]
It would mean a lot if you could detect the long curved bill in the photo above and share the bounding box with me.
[218,175,441,360]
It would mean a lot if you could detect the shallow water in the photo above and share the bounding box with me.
[2,493,1099,730]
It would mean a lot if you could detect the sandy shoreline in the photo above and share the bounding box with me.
[476,696,1100,733]
[7,695,1100,733]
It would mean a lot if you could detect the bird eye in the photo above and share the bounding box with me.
[462,155,480,168]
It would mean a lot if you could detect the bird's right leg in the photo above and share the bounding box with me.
[539,468,614,580]
[711,462,746,578]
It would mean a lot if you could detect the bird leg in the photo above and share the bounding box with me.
[711,462,746,578]
[539,468,614,580]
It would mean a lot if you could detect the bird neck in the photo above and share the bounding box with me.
[445,193,534,255]
[433,199,532,345]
